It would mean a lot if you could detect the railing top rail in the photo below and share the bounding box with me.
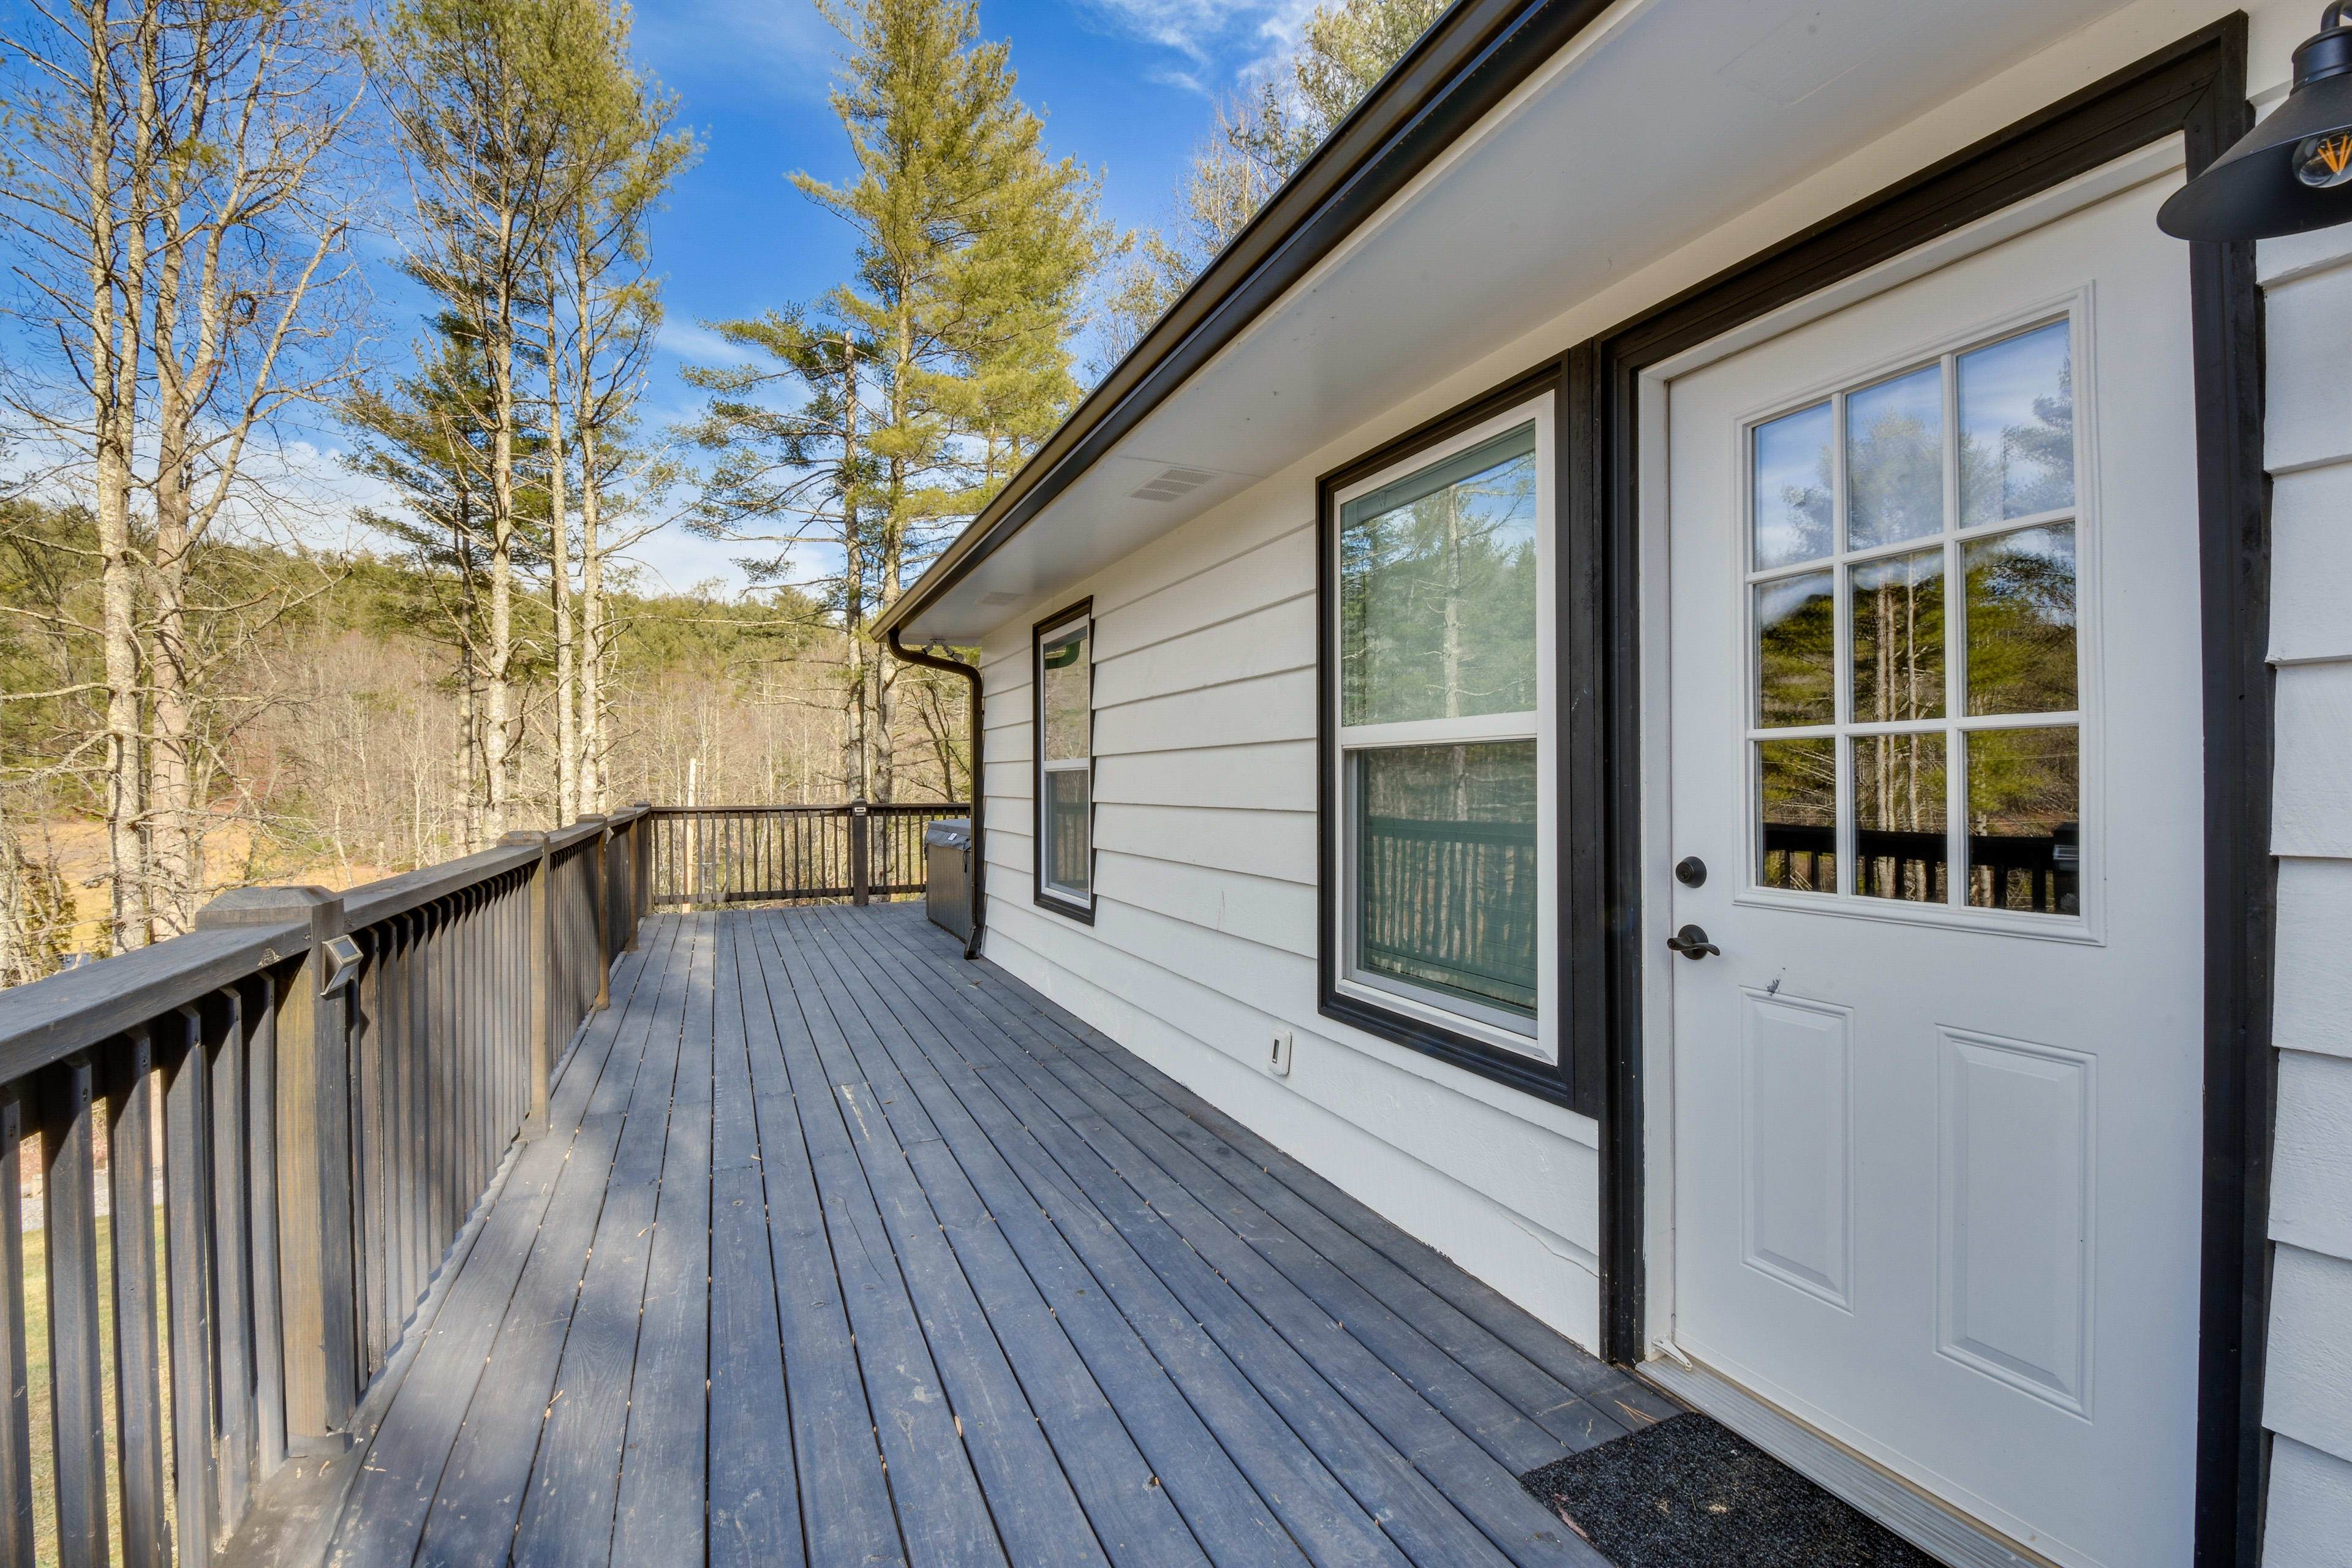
[0,919,304,1085]
[340,841,542,928]
[0,799,915,1072]
[647,801,968,816]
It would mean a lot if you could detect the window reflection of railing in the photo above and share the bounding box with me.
[1047,788,1091,894]
[1760,823,2080,912]
[1358,815,1537,1013]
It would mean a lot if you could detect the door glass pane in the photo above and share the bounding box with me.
[1754,402,1833,568]
[1965,524,2076,716]
[1756,571,1836,727]
[1850,548,1945,722]
[1855,734,1947,902]
[1758,737,1836,893]
[1354,742,1537,1018]
[1340,424,1539,726]
[1959,322,2073,526]
[1041,624,1090,762]
[1043,768,1091,897]
[1847,365,1943,549]
[1966,727,2079,913]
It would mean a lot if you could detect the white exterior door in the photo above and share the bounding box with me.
[1662,176,2204,1568]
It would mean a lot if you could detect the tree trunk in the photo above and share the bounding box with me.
[574,235,606,814]
[579,418,605,813]
[840,339,868,799]
[483,203,519,837]
[88,0,151,951]
[548,312,576,825]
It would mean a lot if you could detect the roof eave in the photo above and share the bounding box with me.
[875,0,1621,644]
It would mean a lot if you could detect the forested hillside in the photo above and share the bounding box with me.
[0,499,967,970]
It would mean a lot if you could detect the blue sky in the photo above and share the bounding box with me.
[0,0,1306,592]
[507,0,1316,594]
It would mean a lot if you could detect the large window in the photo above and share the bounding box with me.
[1035,605,1093,916]
[1329,400,1555,1060]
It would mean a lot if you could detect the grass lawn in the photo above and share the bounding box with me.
[20,1210,179,1566]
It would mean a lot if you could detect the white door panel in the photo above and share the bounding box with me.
[1664,176,2201,1568]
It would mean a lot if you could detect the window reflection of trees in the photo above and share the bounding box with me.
[1966,527,2076,716]
[1340,446,1539,729]
[1746,323,2082,913]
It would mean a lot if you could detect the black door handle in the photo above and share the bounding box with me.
[1667,924,1721,959]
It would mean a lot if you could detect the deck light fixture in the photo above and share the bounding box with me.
[320,933,364,995]
[2160,4,2352,239]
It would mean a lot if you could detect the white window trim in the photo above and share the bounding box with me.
[1036,610,1094,913]
[1329,394,1558,1065]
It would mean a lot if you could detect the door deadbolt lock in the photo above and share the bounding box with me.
[1675,856,1706,887]
[1667,924,1721,960]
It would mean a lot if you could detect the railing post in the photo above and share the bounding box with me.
[579,816,611,1009]
[635,799,654,921]
[618,810,641,952]
[501,831,554,1140]
[196,884,357,1451]
[850,799,871,907]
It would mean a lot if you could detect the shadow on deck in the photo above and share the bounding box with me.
[301,905,1669,1568]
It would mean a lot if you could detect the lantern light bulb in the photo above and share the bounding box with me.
[2296,129,2352,188]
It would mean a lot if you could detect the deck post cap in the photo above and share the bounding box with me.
[195,884,341,928]
[499,829,551,846]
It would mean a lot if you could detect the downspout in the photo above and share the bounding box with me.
[886,627,985,959]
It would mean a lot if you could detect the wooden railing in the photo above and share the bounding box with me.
[0,806,660,1565]
[1762,823,2081,910]
[644,802,967,908]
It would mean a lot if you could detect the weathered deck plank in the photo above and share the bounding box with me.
[321,905,1637,1568]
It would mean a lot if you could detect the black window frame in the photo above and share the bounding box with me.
[1033,597,1098,924]
[1317,371,1600,1114]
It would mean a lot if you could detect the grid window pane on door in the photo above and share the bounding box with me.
[1338,417,1543,1036]
[1038,617,1092,902]
[1747,317,2081,915]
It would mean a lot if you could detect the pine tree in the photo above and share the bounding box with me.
[1099,0,1449,367]
[688,0,1104,802]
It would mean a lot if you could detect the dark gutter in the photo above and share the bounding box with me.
[886,627,986,959]
[873,0,1619,641]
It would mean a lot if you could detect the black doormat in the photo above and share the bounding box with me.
[1520,1412,1942,1568]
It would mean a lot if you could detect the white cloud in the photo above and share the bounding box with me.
[655,321,760,368]
[1070,0,1317,83]
[631,0,840,107]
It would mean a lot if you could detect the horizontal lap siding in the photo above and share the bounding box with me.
[2260,228,2352,1561]
[976,474,1602,1351]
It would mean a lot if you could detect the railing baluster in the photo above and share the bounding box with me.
[164,1009,218,1564]
[207,988,257,1518]
[353,929,383,1377]
[0,1093,31,1568]
[40,1052,107,1568]
[105,1029,167,1568]
[246,972,285,1477]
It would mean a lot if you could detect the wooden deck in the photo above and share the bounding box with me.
[315,905,1671,1568]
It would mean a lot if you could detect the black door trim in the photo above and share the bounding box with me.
[1576,18,2271,1566]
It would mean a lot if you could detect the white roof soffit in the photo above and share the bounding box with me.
[884,0,2138,647]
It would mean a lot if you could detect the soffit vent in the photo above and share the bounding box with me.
[1129,466,1218,503]
[981,590,1023,606]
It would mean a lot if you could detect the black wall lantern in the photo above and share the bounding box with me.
[2160,4,2352,239]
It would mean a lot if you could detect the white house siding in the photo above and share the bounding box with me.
[2258,215,2352,1562]
[977,491,1608,1348]
[962,8,2352,1499]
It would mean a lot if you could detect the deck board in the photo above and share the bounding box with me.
[322,906,1629,1568]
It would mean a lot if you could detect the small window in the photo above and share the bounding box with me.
[1035,605,1094,916]
[1328,400,1555,1062]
